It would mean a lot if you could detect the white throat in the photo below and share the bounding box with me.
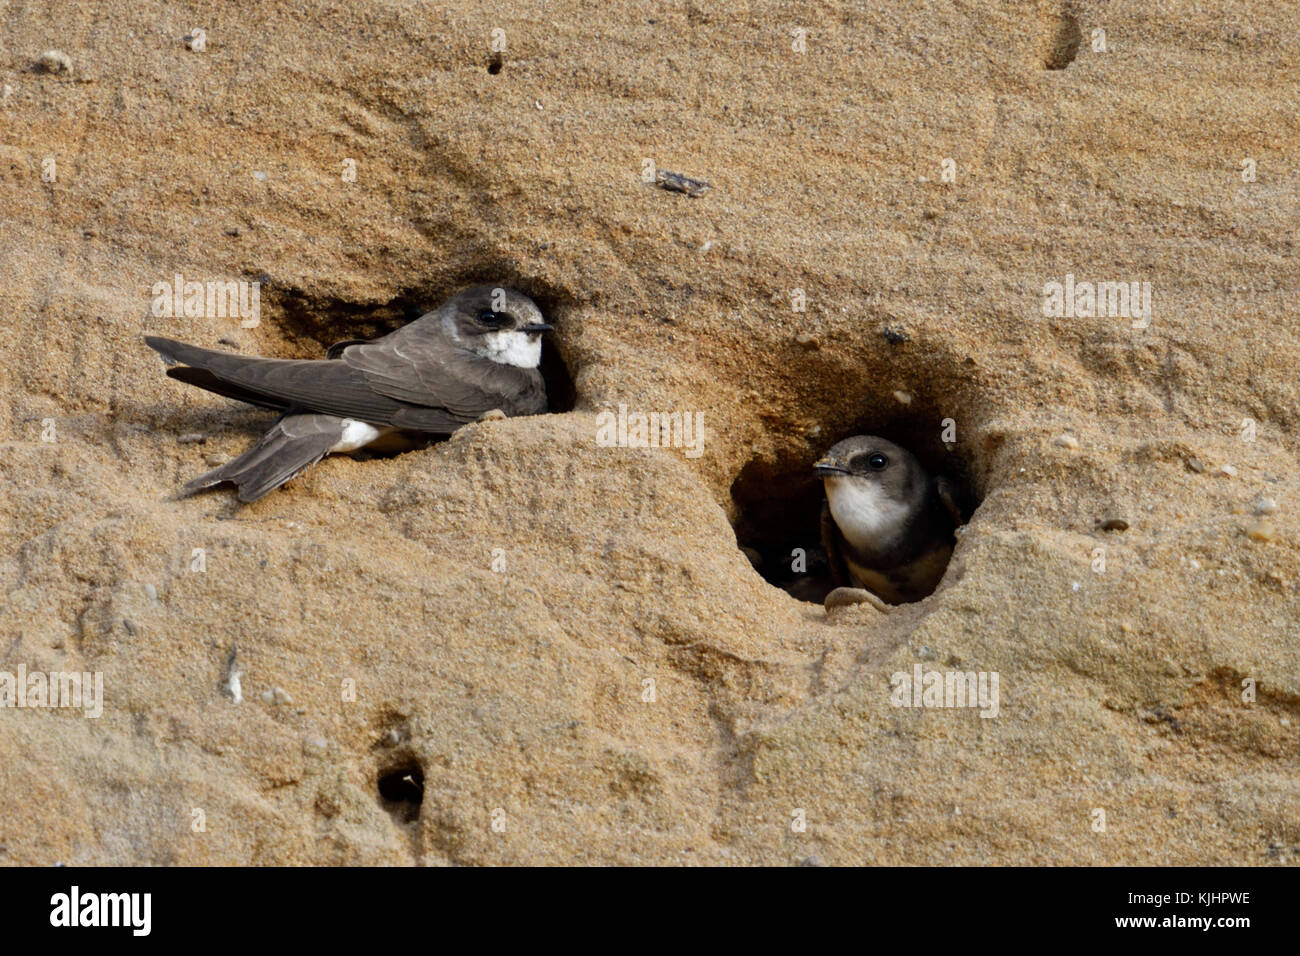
[825,477,912,553]
[441,315,543,369]
[479,329,542,368]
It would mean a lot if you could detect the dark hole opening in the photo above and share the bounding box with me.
[377,762,424,822]
[1044,13,1082,70]
[731,416,980,605]
[487,53,503,75]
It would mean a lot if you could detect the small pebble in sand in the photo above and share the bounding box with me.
[263,686,293,705]
[1054,433,1079,449]
[654,169,710,197]
[1253,496,1278,515]
[1185,457,1205,473]
[893,390,913,405]
[1244,519,1275,542]
[1218,464,1238,477]
[177,432,206,444]
[145,583,158,601]
[795,332,819,349]
[38,50,72,74]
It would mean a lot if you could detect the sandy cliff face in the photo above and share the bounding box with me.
[0,0,1296,864]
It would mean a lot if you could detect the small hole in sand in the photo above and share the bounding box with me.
[1044,12,1082,69]
[487,53,503,75]
[377,762,424,822]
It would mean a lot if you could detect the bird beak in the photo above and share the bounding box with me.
[813,460,849,477]
[522,323,554,335]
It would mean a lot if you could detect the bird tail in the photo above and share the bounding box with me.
[181,416,341,502]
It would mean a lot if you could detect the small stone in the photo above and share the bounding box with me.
[1099,517,1129,531]
[893,390,913,405]
[144,583,158,601]
[123,619,138,636]
[1185,457,1205,473]
[38,50,72,74]
[177,433,206,444]
[1218,464,1238,477]
[266,686,293,705]
[253,170,267,182]
[303,735,329,755]
[1244,519,1275,542]
[795,332,819,349]
[1253,496,1278,515]
[1054,433,1079,449]
[478,408,507,422]
[882,326,910,344]
[224,226,241,237]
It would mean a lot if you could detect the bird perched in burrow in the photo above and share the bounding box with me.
[814,435,965,611]
[145,285,552,502]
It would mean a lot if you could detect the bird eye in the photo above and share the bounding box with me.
[868,453,888,470]
[476,309,514,329]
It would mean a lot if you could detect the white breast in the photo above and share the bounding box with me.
[825,478,912,553]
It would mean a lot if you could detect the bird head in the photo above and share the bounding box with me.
[443,286,553,368]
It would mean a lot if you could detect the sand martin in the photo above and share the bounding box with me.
[815,435,963,608]
[145,285,552,502]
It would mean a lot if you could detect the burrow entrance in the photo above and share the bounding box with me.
[377,759,425,824]
[731,398,984,606]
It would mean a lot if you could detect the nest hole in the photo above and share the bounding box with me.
[377,761,424,822]
[731,408,983,605]
[487,52,504,75]
[1043,11,1082,70]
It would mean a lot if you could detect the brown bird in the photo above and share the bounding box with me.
[145,285,552,502]
[815,435,964,607]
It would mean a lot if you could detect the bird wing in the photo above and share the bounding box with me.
[341,332,545,420]
[935,475,967,526]
[145,336,464,431]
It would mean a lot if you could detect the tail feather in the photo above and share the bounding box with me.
[181,417,341,502]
